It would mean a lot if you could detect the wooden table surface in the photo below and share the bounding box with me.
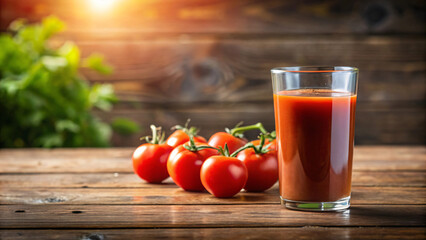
[0,146,425,239]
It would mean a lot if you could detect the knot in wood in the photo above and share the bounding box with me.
[80,233,105,240]
[362,2,390,27]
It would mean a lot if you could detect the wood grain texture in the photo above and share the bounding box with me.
[0,148,425,239]
[70,37,426,103]
[1,147,425,173]
[1,204,425,228]
[100,102,426,146]
[70,36,425,145]
[1,227,425,240]
[63,36,426,146]
[0,143,421,160]
[1,171,424,188]
[0,186,424,205]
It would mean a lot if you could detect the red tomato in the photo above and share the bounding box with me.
[166,130,207,148]
[200,156,248,198]
[208,132,247,154]
[237,148,278,192]
[250,139,277,151]
[132,143,173,183]
[167,143,218,191]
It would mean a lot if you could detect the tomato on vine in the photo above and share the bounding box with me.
[237,134,278,192]
[132,125,173,183]
[200,145,248,198]
[167,137,218,192]
[208,122,268,154]
[166,119,207,148]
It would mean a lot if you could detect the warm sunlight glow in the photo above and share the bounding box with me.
[88,0,117,12]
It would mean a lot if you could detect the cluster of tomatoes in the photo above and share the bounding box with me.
[132,121,278,198]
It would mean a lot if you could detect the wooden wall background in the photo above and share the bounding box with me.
[1,0,425,146]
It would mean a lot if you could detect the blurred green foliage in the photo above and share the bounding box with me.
[111,117,141,136]
[0,16,137,148]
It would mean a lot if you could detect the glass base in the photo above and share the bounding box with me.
[281,196,350,212]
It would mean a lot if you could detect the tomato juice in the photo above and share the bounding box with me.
[274,89,356,202]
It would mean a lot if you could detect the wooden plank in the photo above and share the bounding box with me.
[0,146,423,161]
[0,205,424,228]
[354,146,426,162]
[0,148,133,160]
[96,102,426,146]
[98,104,426,146]
[354,105,425,145]
[68,37,426,103]
[0,157,131,173]
[353,171,426,187]
[0,187,424,205]
[0,173,150,188]
[1,0,424,34]
[1,227,425,240]
[1,171,424,188]
[0,147,425,173]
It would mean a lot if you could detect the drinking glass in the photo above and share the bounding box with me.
[271,66,358,211]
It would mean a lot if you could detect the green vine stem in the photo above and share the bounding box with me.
[140,125,166,144]
[218,144,231,157]
[263,131,276,141]
[182,140,248,157]
[249,134,272,154]
[182,132,272,156]
[227,122,268,138]
[217,143,259,158]
[228,135,272,157]
[183,135,218,152]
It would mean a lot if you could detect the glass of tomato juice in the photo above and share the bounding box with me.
[271,66,358,211]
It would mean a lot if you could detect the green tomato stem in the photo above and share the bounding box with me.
[142,125,165,144]
[184,135,198,152]
[264,131,276,141]
[252,134,271,154]
[229,122,268,137]
[215,144,232,157]
[150,125,158,144]
[229,134,271,157]
[172,119,200,137]
[183,135,218,152]
[229,143,254,157]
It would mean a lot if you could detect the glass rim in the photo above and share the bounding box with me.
[271,66,359,74]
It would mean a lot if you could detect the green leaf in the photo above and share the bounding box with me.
[37,133,63,148]
[58,42,80,71]
[25,111,45,126]
[89,84,117,111]
[41,16,65,38]
[83,54,113,75]
[56,120,80,133]
[41,56,67,72]
[0,35,32,74]
[0,78,22,95]
[97,121,112,145]
[86,120,112,147]
[111,117,140,135]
